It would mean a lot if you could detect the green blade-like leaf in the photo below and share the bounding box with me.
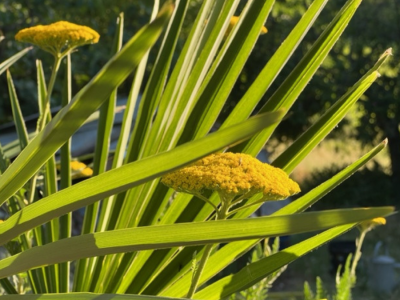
[222,0,328,128]
[125,0,190,164]
[274,139,388,216]
[6,70,29,150]
[178,0,274,144]
[75,11,125,292]
[272,48,391,173]
[0,207,393,280]
[0,47,31,76]
[0,3,174,207]
[235,0,362,156]
[194,224,358,299]
[0,294,183,300]
[0,111,284,245]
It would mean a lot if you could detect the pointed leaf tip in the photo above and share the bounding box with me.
[382,138,388,146]
[385,47,393,56]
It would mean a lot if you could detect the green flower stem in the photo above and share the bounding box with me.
[59,53,72,293]
[194,193,219,211]
[187,196,231,298]
[187,243,214,299]
[227,199,263,217]
[38,55,62,131]
[37,54,63,293]
[350,229,367,281]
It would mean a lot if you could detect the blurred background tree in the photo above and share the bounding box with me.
[0,0,397,206]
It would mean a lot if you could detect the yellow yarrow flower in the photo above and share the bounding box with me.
[162,152,300,201]
[15,21,99,57]
[358,217,386,233]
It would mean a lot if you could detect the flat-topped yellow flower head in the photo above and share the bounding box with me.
[162,152,300,201]
[15,21,99,57]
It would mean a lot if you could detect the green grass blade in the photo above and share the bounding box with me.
[193,224,358,299]
[0,4,173,207]
[0,111,283,245]
[0,47,31,76]
[0,207,392,280]
[235,0,362,156]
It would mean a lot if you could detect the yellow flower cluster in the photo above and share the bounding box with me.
[162,152,300,200]
[358,217,386,232]
[70,161,93,179]
[15,21,99,56]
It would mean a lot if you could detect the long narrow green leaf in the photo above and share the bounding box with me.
[35,58,59,293]
[0,111,284,245]
[0,47,31,76]
[235,0,362,156]
[125,0,189,164]
[6,70,29,150]
[178,0,275,144]
[272,49,391,173]
[0,294,183,300]
[194,224,358,299]
[0,278,17,294]
[222,0,329,129]
[275,139,388,216]
[0,3,174,207]
[0,207,392,280]
[90,7,159,293]
[114,0,239,234]
[75,12,125,293]
[139,0,220,159]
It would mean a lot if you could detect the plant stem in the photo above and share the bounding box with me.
[186,198,230,298]
[38,55,62,131]
[186,243,214,299]
[350,230,366,281]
